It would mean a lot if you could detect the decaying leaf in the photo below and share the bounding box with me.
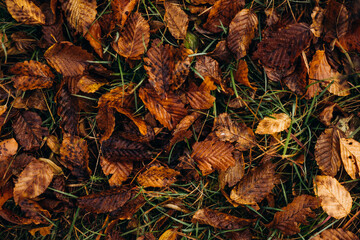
[225,229,252,240]
[208,40,232,63]
[319,103,339,126]
[111,0,138,28]
[235,60,256,90]
[28,225,53,237]
[314,175,352,219]
[255,113,291,135]
[77,187,132,213]
[6,0,45,25]
[139,87,187,130]
[315,127,344,177]
[219,150,245,189]
[13,90,47,111]
[0,138,18,184]
[112,12,150,59]
[171,46,193,90]
[186,77,216,110]
[84,21,103,58]
[14,159,54,204]
[195,56,222,83]
[339,138,360,179]
[192,208,253,230]
[100,157,133,186]
[170,111,201,148]
[203,0,244,33]
[311,228,359,240]
[164,3,188,40]
[12,111,49,151]
[230,162,278,205]
[283,58,308,95]
[227,9,258,59]
[60,134,91,179]
[0,208,35,225]
[323,0,349,42]
[9,60,54,91]
[137,165,180,188]
[268,195,320,236]
[77,75,106,93]
[96,106,115,142]
[191,137,235,175]
[310,6,325,38]
[111,191,145,220]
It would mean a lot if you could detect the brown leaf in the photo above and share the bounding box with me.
[12,111,49,151]
[112,12,150,59]
[268,195,320,236]
[235,60,256,90]
[60,134,91,179]
[77,187,132,213]
[191,0,217,4]
[170,111,201,148]
[0,208,34,225]
[96,106,115,142]
[191,137,235,175]
[44,135,61,154]
[6,0,45,24]
[28,225,53,237]
[100,157,133,186]
[0,182,13,208]
[164,3,188,40]
[158,229,178,240]
[311,228,359,240]
[254,23,313,70]
[339,138,360,179]
[11,32,36,52]
[44,41,94,77]
[139,87,187,130]
[19,198,51,224]
[171,46,193,90]
[111,0,138,28]
[225,229,252,240]
[0,139,18,186]
[77,75,106,93]
[144,40,173,98]
[255,113,291,135]
[208,40,232,63]
[214,113,256,151]
[314,175,352,219]
[186,78,216,110]
[323,0,349,42]
[315,127,344,177]
[219,150,245,189]
[319,103,338,126]
[203,0,244,33]
[41,16,65,48]
[310,6,325,38]
[111,191,145,220]
[60,0,97,35]
[283,58,307,95]
[13,90,47,111]
[98,85,134,109]
[192,208,253,230]
[339,20,360,53]
[14,159,54,204]
[195,56,222,83]
[230,162,278,205]
[227,9,258,59]
[9,60,54,91]
[137,165,179,188]
[84,21,103,58]
[228,97,246,108]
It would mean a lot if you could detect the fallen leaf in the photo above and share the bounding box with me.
[100,157,133,186]
[19,198,51,224]
[13,90,47,111]
[41,16,65,48]
[195,56,222,83]
[171,46,193,90]
[0,208,34,225]
[339,20,360,53]
[339,138,360,179]
[235,60,256,90]
[310,6,325,37]
[111,0,138,28]
[314,175,352,219]
[11,32,36,52]
[96,106,115,142]
[170,111,201,148]
[6,0,45,24]
[208,40,232,63]
[323,0,349,42]
[28,225,53,237]
[111,191,145,220]
[227,9,258,59]
[282,58,307,95]
[0,182,13,208]
[164,2,188,40]
[311,228,359,240]
[84,21,103,58]
[14,159,54,204]
[77,75,106,93]
[225,229,252,240]
[319,103,339,126]
[137,165,179,188]
[218,150,245,189]
[255,113,291,135]
[186,77,216,110]
[158,229,178,240]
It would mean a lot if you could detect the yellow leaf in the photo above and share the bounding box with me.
[6,0,45,25]
[340,138,360,179]
[255,113,291,135]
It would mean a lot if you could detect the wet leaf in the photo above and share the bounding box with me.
[170,111,201,148]
[218,150,245,189]
[319,103,339,126]
[0,182,13,208]
[191,137,235,175]
[268,195,320,236]
[255,113,291,135]
[100,157,133,186]
[19,198,51,224]
[13,90,47,111]
[77,75,106,93]
[225,229,252,240]
[137,165,180,188]
[84,21,103,58]
[112,12,150,59]
[314,175,352,219]
[96,106,115,142]
[310,6,325,38]
[111,191,145,220]
[230,162,278,205]
[208,40,232,63]
[12,111,49,151]
[192,208,254,230]
[315,127,344,177]
[164,2,188,40]
[6,0,45,24]
[311,228,359,240]
[14,159,54,204]
[323,0,349,42]
[0,208,34,225]
[9,60,54,91]
[235,60,256,90]
[195,56,222,83]
[111,0,138,28]
[186,77,216,110]
[171,46,193,90]
[227,9,258,60]
[283,58,307,95]
[339,138,360,179]
[77,187,132,213]
[41,16,65,48]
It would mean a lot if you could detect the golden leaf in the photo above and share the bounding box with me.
[310,6,325,37]
[111,0,138,28]
[100,157,133,187]
[255,113,291,135]
[6,0,45,25]
[164,2,188,39]
[159,229,178,240]
[137,165,180,188]
[311,228,359,240]
[77,75,106,93]
[314,175,352,219]
[339,138,360,179]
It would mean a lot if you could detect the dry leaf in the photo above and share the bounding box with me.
[111,0,138,28]
[323,0,349,42]
[14,159,54,204]
[225,229,252,240]
[84,21,103,58]
[208,40,232,63]
[227,9,258,59]
[137,165,179,188]
[158,229,177,240]
[339,20,360,53]
[77,75,106,93]
[340,138,360,179]
[268,195,320,236]
[235,60,256,90]
[164,3,188,40]
[195,56,222,83]
[46,135,61,154]
[315,127,344,177]
[77,187,132,213]
[310,6,325,38]
[0,182,13,209]
[255,113,291,135]
[311,228,359,240]
[319,103,338,126]
[111,191,145,220]
[171,46,193,90]
[219,150,245,189]
[112,12,150,59]
[9,60,54,91]
[283,58,307,95]
[230,162,278,205]
[170,111,201,149]
[186,77,216,110]
[13,90,47,111]
[28,225,53,237]
[0,208,34,225]
[192,208,253,230]
[41,16,65,48]
[6,0,45,24]
[191,137,235,175]
[314,175,352,219]
[96,106,115,142]
[100,157,133,186]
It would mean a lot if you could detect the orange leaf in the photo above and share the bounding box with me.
[6,0,45,24]
[164,2,189,39]
[235,60,256,90]
[137,165,180,188]
[111,0,138,28]
[100,157,133,186]
[85,21,103,58]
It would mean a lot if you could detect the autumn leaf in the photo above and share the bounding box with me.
[186,77,216,110]
[96,106,115,142]
[111,0,138,28]
[0,138,18,164]
[112,12,150,59]
[311,228,359,240]
[310,6,325,38]
[319,103,339,126]
[84,21,103,58]
[315,127,344,177]
[195,56,222,84]
[268,195,320,236]
[137,165,180,188]
[28,225,53,237]
[314,175,352,219]
[41,16,66,48]
[0,181,13,208]
[158,229,177,240]
[230,162,278,205]
[227,9,258,60]
[192,208,254,230]
[208,40,232,63]
[13,159,54,204]
[13,90,47,111]
[282,58,307,95]
[323,0,349,42]
[255,113,291,135]
[18,198,51,224]
[77,187,132,213]
[339,138,360,179]
[0,208,34,225]
[191,137,235,175]
[100,157,133,186]
[9,60,54,91]
[235,60,256,90]
[6,0,45,25]
[171,46,193,90]
[77,75,106,93]
[218,150,245,189]
[164,2,188,40]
